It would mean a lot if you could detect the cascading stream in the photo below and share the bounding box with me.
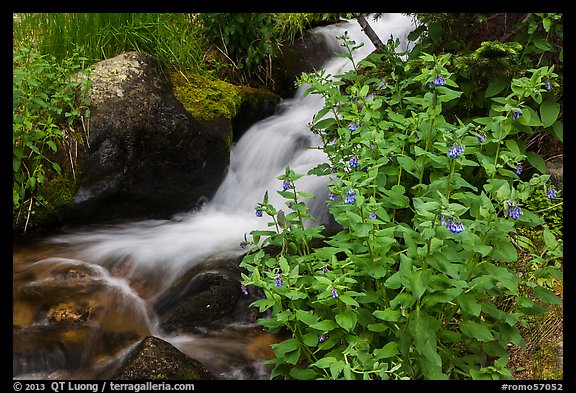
[13,14,416,380]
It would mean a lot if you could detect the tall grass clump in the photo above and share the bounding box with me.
[13,13,208,72]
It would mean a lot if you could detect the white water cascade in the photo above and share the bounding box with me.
[50,14,416,283]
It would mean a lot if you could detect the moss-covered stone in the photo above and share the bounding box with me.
[169,70,243,121]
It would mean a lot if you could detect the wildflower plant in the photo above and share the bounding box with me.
[239,32,562,380]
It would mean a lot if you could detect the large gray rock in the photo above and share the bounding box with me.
[68,52,231,224]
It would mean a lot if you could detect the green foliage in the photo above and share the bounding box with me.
[12,44,92,231]
[197,13,279,86]
[239,29,562,380]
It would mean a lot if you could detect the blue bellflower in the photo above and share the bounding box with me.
[349,156,359,168]
[506,200,523,220]
[448,144,464,159]
[345,188,356,204]
[433,76,446,86]
[275,273,284,287]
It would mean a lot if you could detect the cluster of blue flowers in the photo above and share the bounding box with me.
[345,188,356,204]
[255,209,263,217]
[432,75,446,87]
[547,186,557,199]
[506,200,523,219]
[282,180,291,190]
[328,191,335,201]
[349,156,359,168]
[516,162,523,175]
[348,123,358,132]
[440,214,465,234]
[448,144,464,159]
[275,273,284,287]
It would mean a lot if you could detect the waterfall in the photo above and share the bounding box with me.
[49,14,416,282]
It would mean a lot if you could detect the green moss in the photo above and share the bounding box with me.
[13,174,76,233]
[169,70,243,121]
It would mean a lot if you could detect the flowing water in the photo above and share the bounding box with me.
[13,14,416,380]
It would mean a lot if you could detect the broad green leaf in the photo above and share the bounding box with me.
[296,310,319,326]
[374,341,399,359]
[338,294,360,307]
[457,293,482,317]
[289,367,317,380]
[518,106,542,127]
[540,100,560,128]
[373,308,402,322]
[484,77,509,98]
[460,320,494,341]
[411,269,430,300]
[533,286,562,305]
[526,151,548,174]
[314,356,337,368]
[335,310,357,332]
[491,236,517,262]
[311,319,339,331]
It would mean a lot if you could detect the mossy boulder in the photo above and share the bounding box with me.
[62,52,233,225]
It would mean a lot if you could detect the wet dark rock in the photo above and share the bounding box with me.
[154,254,264,333]
[112,336,214,380]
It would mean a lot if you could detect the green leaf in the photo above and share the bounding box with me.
[491,236,518,262]
[311,319,339,331]
[353,222,372,237]
[540,100,560,128]
[314,356,337,368]
[335,310,357,332]
[374,341,399,359]
[460,320,494,341]
[485,77,509,98]
[533,286,562,305]
[457,293,482,317]
[526,151,548,174]
[411,269,430,300]
[330,360,345,379]
[296,310,319,326]
[552,120,563,142]
[373,308,402,322]
[338,294,360,307]
[289,367,317,380]
[518,106,542,127]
